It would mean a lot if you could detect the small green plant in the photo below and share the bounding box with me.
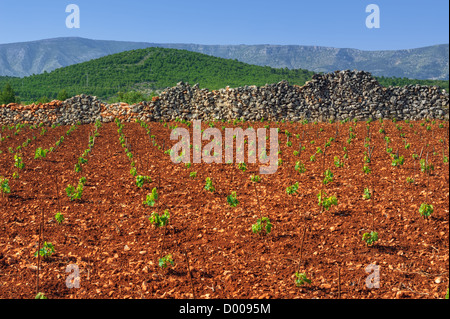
[205,177,215,192]
[362,231,378,246]
[189,171,197,179]
[363,188,371,200]
[14,154,24,170]
[391,155,405,167]
[227,191,239,207]
[419,203,433,219]
[406,177,415,184]
[78,157,88,165]
[250,175,261,183]
[55,212,64,224]
[363,165,371,174]
[294,272,311,286]
[420,159,434,173]
[317,191,337,211]
[66,177,86,201]
[0,177,11,197]
[286,182,299,195]
[158,254,174,269]
[136,175,152,188]
[34,147,49,159]
[294,161,306,173]
[251,217,273,235]
[343,149,348,159]
[238,162,247,172]
[149,209,170,227]
[35,292,48,299]
[34,242,55,259]
[130,167,137,177]
[334,156,344,168]
[143,187,159,207]
[322,169,334,185]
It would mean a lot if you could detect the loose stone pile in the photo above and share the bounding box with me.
[0,70,448,126]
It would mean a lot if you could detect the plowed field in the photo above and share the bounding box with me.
[0,119,448,299]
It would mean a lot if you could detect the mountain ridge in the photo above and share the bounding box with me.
[0,37,448,80]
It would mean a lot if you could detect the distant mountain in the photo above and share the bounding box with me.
[0,37,152,77]
[0,37,448,80]
[171,43,449,81]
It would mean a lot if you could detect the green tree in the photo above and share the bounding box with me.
[57,89,69,101]
[37,96,50,104]
[0,83,16,105]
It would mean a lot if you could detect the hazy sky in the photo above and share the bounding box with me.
[0,0,448,50]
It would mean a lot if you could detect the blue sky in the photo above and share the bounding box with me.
[0,0,448,50]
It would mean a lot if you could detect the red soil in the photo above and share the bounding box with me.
[0,119,448,299]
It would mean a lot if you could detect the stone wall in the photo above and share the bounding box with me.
[1,70,448,126]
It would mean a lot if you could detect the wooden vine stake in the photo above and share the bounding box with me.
[35,208,45,296]
[319,146,326,214]
[36,220,42,296]
[295,226,308,275]
[183,248,196,299]
[55,175,62,215]
[253,181,264,227]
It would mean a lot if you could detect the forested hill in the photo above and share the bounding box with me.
[0,47,448,104]
[0,47,315,102]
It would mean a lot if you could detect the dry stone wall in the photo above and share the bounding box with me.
[1,70,448,126]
